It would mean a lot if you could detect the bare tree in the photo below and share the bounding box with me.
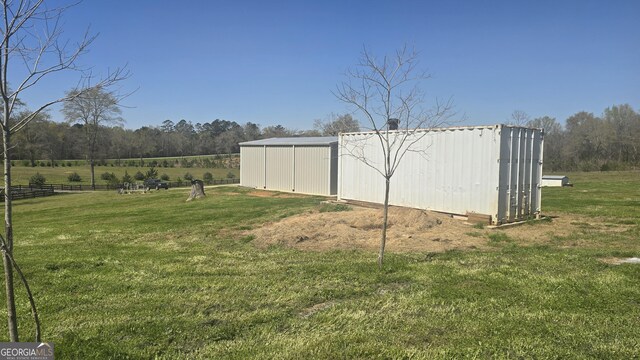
[313,113,360,136]
[63,86,124,189]
[527,116,565,171]
[509,110,530,126]
[604,104,640,164]
[335,46,453,268]
[262,124,293,138]
[13,110,50,167]
[0,0,126,341]
[565,111,613,167]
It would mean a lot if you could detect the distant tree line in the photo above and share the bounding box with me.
[12,113,360,166]
[12,105,640,172]
[522,104,640,171]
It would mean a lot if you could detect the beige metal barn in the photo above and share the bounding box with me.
[338,125,544,225]
[239,137,338,196]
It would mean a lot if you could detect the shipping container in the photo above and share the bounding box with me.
[239,137,338,196]
[338,125,544,225]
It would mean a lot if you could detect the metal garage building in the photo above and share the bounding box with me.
[338,125,544,225]
[239,137,338,196]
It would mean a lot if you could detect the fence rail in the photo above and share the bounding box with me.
[0,186,55,202]
[0,178,240,201]
[27,178,240,191]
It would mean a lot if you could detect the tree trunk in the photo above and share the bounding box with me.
[186,179,206,201]
[2,127,19,341]
[378,177,391,269]
[90,158,95,190]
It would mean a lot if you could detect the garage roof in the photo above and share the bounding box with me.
[239,136,338,146]
[542,175,568,180]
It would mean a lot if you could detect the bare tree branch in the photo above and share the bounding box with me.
[1,0,129,341]
[10,67,129,134]
[335,46,456,268]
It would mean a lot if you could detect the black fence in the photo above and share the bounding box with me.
[27,183,117,191]
[0,186,55,201]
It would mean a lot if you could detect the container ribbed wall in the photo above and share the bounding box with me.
[338,125,543,224]
[329,143,338,196]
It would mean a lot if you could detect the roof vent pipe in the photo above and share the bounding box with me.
[387,118,399,130]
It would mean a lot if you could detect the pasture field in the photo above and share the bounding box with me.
[113,154,240,165]
[9,165,239,186]
[0,171,638,358]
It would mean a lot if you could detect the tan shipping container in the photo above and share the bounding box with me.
[338,125,544,225]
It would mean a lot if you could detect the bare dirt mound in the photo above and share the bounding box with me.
[250,205,632,253]
[251,206,483,252]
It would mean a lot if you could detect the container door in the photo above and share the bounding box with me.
[508,128,519,222]
[531,130,544,215]
[498,127,544,223]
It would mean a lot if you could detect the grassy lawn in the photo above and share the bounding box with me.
[0,172,638,358]
[9,166,239,186]
[544,171,640,221]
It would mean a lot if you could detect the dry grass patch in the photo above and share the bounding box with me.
[599,257,640,265]
[247,190,309,198]
[251,206,632,253]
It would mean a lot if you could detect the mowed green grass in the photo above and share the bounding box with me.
[9,166,239,185]
[544,171,640,221]
[0,172,638,358]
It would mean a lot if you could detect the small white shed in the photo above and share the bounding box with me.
[541,175,570,187]
[239,137,338,196]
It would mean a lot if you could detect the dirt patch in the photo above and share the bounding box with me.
[250,205,633,253]
[600,257,640,265]
[300,301,336,318]
[247,190,307,198]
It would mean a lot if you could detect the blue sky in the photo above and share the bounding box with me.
[18,0,640,130]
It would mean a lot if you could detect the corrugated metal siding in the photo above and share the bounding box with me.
[339,134,385,203]
[497,127,543,223]
[240,142,338,196]
[294,146,330,195]
[402,126,501,216]
[240,137,337,146]
[531,130,544,216]
[265,146,293,191]
[240,146,265,188]
[329,143,338,195]
[338,125,543,224]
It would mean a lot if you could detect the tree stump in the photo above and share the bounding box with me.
[186,179,206,201]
